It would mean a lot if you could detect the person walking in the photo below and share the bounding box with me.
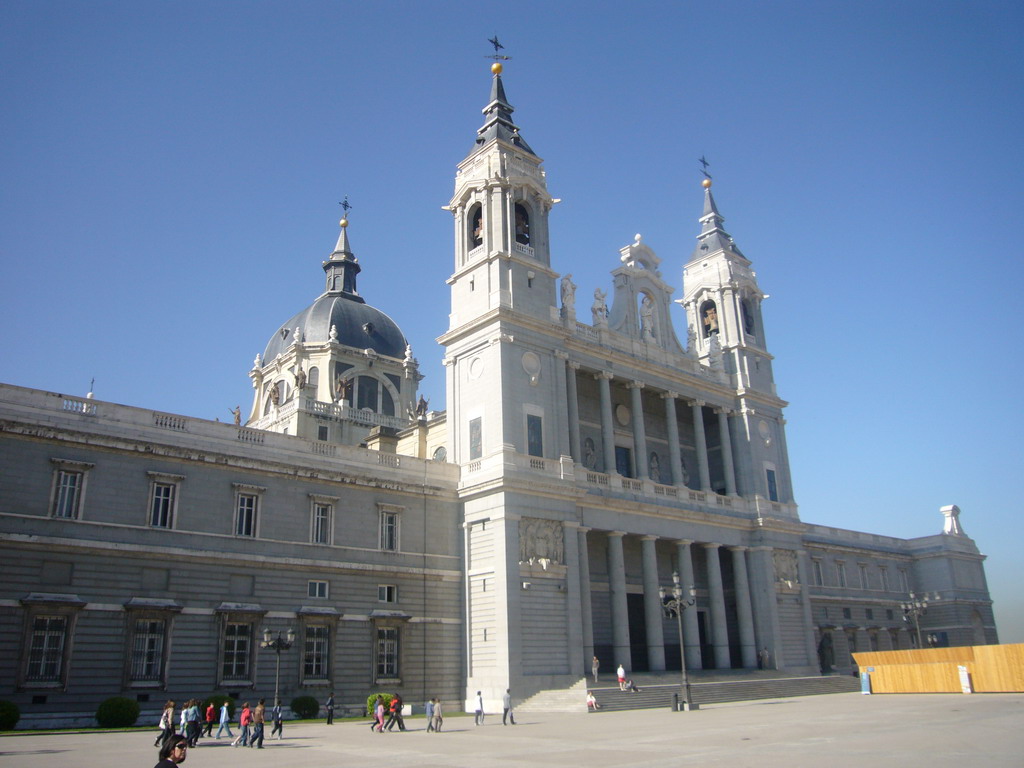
[155,700,176,748]
[617,664,627,690]
[203,701,215,738]
[216,701,234,739]
[502,689,515,725]
[232,702,251,747]
[270,702,284,740]
[430,698,443,732]
[385,694,406,731]
[425,698,435,732]
[592,655,600,683]
[250,699,265,748]
[374,696,386,732]
[186,699,201,747]
[325,692,335,725]
[474,691,484,725]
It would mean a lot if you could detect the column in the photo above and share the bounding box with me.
[554,352,571,459]
[629,381,648,479]
[704,543,731,668]
[747,546,782,670]
[730,546,757,668]
[577,527,594,671]
[717,409,738,496]
[597,373,617,475]
[796,550,820,669]
[691,400,712,491]
[566,361,582,464]
[640,536,666,671]
[676,540,702,670]
[562,521,584,676]
[663,393,684,487]
[606,532,631,669]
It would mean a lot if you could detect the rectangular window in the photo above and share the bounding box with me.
[380,510,399,552]
[378,585,398,603]
[859,564,869,590]
[303,625,330,680]
[865,608,874,621]
[811,560,824,586]
[880,567,890,592]
[886,609,894,620]
[317,425,329,441]
[526,413,543,458]
[130,619,166,681]
[842,607,851,620]
[236,494,258,537]
[312,502,332,545]
[53,471,83,519]
[308,580,328,599]
[469,417,482,460]
[898,569,909,593]
[765,468,779,502]
[26,616,67,682]
[222,622,252,680]
[150,483,176,528]
[615,445,633,477]
[836,562,847,588]
[375,627,399,678]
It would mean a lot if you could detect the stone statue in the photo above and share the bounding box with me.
[583,437,596,469]
[591,288,608,327]
[561,274,576,317]
[773,550,799,585]
[335,376,352,403]
[519,518,564,567]
[686,326,697,357]
[415,395,429,419]
[269,384,280,406]
[817,633,834,674]
[294,367,307,391]
[649,452,661,484]
[229,405,241,426]
[640,295,655,342]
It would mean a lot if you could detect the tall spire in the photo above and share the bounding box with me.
[692,179,745,261]
[473,62,535,155]
[323,215,364,302]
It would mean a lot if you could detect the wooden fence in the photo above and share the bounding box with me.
[853,643,1024,693]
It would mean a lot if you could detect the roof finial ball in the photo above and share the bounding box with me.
[702,178,712,189]
[339,217,349,228]
[491,61,503,75]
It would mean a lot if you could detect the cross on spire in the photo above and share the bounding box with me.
[699,155,712,180]
[486,35,511,61]
[339,197,352,217]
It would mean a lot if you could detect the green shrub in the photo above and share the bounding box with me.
[0,700,20,731]
[202,694,235,720]
[290,695,320,719]
[95,696,140,728]
[365,692,394,717]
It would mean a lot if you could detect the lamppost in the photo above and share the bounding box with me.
[659,571,698,711]
[900,592,938,648]
[261,628,296,707]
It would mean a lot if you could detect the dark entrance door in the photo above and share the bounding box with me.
[626,593,648,672]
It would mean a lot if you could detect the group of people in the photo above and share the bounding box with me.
[153,697,283,757]
[369,694,407,732]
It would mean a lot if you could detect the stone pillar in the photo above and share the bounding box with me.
[554,352,571,460]
[730,546,757,668]
[690,400,712,492]
[747,546,782,670]
[566,361,582,464]
[717,409,738,496]
[663,392,684,487]
[607,531,631,669]
[597,373,617,475]
[676,540,702,670]
[562,521,584,676]
[704,543,731,669]
[640,535,666,671]
[796,550,820,669]
[577,527,594,670]
[629,382,648,479]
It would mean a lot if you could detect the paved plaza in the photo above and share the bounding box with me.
[2,693,1022,768]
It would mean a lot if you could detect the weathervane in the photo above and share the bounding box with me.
[486,35,511,61]
[699,155,712,180]
[339,196,352,216]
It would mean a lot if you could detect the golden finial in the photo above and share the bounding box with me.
[702,178,712,189]
[491,61,503,75]
[339,217,348,228]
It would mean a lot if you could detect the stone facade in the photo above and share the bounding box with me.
[0,68,996,726]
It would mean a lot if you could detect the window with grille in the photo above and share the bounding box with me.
[303,625,330,680]
[26,616,67,682]
[378,585,398,603]
[130,619,166,681]
[236,494,258,537]
[222,622,252,680]
[312,503,332,544]
[307,580,328,599]
[379,510,399,552]
[836,562,847,588]
[375,627,399,678]
[150,483,176,528]
[53,471,83,519]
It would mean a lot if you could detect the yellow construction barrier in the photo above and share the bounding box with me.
[853,643,1024,693]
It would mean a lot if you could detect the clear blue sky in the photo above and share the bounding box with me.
[2,1,1022,642]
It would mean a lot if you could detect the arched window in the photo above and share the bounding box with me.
[469,204,483,249]
[514,203,530,246]
[740,298,755,335]
[700,300,719,338]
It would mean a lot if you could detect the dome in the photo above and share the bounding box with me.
[262,293,408,362]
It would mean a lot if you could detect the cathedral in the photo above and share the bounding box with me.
[0,63,997,727]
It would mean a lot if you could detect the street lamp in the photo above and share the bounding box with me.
[261,627,296,707]
[900,592,938,648]
[659,571,698,711]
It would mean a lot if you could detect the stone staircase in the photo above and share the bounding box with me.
[516,670,862,713]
